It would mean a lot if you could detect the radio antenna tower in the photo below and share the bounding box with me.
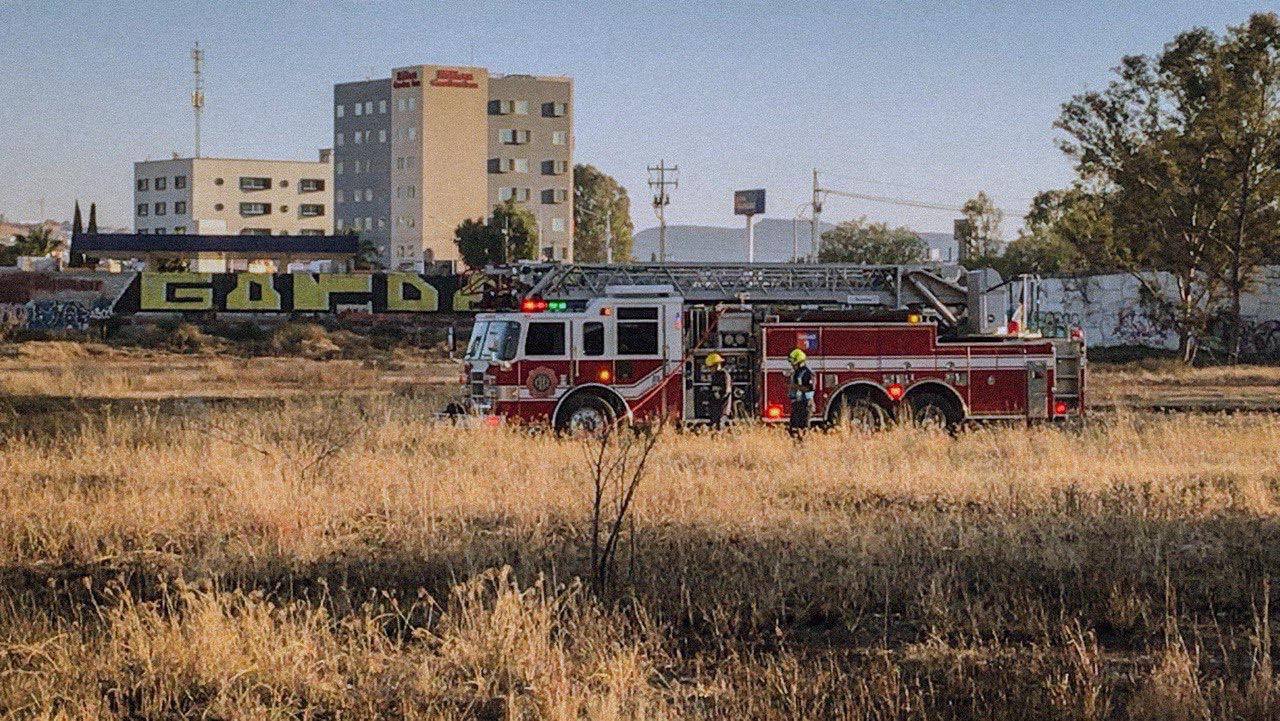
[647,160,678,262]
[191,42,205,158]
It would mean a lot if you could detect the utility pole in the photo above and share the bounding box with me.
[810,168,822,262]
[648,160,678,262]
[191,42,205,158]
[604,205,613,264]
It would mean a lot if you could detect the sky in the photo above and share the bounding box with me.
[0,0,1273,234]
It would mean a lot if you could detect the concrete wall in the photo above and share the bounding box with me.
[1035,267,1280,358]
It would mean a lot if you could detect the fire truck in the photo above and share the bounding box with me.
[461,263,1085,432]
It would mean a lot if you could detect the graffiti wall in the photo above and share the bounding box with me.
[1034,267,1280,359]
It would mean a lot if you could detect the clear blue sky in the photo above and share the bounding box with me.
[0,1,1270,233]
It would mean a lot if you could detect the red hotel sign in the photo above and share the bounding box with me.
[430,68,479,88]
[392,70,420,89]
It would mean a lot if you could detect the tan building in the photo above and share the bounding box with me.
[335,65,573,271]
[133,153,334,269]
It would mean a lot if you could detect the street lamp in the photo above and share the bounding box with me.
[791,202,815,263]
[577,203,614,264]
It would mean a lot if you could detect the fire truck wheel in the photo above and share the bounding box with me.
[555,394,616,435]
[831,396,889,431]
[905,390,960,431]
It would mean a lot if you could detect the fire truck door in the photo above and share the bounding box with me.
[1026,360,1049,419]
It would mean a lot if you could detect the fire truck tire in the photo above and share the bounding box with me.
[905,390,961,430]
[830,396,889,431]
[555,393,617,434]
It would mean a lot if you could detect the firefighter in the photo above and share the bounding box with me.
[788,348,814,437]
[705,353,733,429]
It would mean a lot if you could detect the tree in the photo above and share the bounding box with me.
[957,191,1004,262]
[17,226,63,257]
[817,217,928,264]
[995,187,1111,277]
[453,200,539,269]
[72,202,83,235]
[86,203,98,234]
[573,164,634,262]
[1059,33,1239,363]
[351,233,382,271]
[1211,13,1280,362]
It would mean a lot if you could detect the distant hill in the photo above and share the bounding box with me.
[633,219,959,263]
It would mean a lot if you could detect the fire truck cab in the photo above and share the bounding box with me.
[462,263,1086,432]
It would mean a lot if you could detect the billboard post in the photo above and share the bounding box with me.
[734,189,766,262]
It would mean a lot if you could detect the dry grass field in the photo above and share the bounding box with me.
[3,393,1280,718]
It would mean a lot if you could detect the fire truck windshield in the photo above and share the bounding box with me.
[466,320,520,362]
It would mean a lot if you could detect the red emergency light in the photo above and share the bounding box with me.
[886,383,905,401]
[1054,401,1069,415]
[765,404,783,419]
[521,298,549,313]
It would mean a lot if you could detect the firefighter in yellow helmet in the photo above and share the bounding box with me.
[788,348,814,437]
[705,353,733,429]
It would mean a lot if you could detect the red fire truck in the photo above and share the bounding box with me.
[461,263,1085,431]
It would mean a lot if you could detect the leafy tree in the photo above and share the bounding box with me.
[995,187,1111,277]
[573,164,633,262]
[453,200,539,269]
[818,217,927,264]
[1054,12,1280,363]
[17,226,63,257]
[351,232,382,271]
[957,191,1004,262]
[1210,13,1280,361]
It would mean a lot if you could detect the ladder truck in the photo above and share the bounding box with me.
[460,263,1086,432]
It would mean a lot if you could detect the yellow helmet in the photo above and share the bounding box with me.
[704,352,724,367]
[788,348,807,365]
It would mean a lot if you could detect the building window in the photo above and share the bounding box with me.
[378,99,387,114]
[407,126,416,141]
[136,178,149,191]
[300,204,325,217]
[354,102,363,116]
[514,100,529,115]
[335,162,344,176]
[541,159,568,175]
[174,201,187,215]
[364,101,373,114]
[407,97,417,111]
[215,177,224,185]
[239,177,271,191]
[542,102,568,117]
[379,129,387,143]
[214,203,224,211]
[174,226,188,234]
[280,179,289,188]
[499,129,530,145]
[174,175,187,189]
[335,133,344,146]
[300,178,325,192]
[551,218,566,232]
[552,131,567,146]
[336,104,345,118]
[154,177,167,191]
[136,203,148,217]
[541,189,568,204]
[240,228,271,235]
[280,205,289,213]
[354,131,363,145]
[499,187,531,202]
[240,202,271,216]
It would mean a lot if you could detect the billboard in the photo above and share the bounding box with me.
[734,189,766,216]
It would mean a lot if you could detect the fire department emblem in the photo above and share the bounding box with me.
[526,367,557,398]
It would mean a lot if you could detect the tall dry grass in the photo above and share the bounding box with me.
[3,399,1280,718]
